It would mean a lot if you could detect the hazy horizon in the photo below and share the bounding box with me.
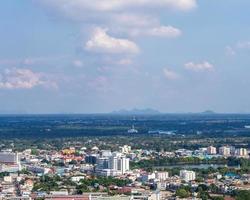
[1,109,250,115]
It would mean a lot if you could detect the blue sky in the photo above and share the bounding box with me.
[0,0,250,113]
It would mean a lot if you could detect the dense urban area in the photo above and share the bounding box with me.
[0,114,250,200]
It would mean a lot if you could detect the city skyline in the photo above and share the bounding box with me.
[1,1,250,113]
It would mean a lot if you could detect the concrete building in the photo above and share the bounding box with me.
[108,156,118,171]
[0,152,20,164]
[96,169,122,177]
[219,146,231,156]
[95,152,130,176]
[0,164,21,172]
[85,154,99,165]
[119,145,131,154]
[235,148,248,157]
[26,165,51,174]
[118,156,130,174]
[180,170,196,182]
[108,155,130,174]
[141,173,156,182]
[96,157,109,170]
[207,146,217,155]
[156,171,169,181]
[100,150,112,158]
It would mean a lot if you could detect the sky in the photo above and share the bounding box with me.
[0,0,250,114]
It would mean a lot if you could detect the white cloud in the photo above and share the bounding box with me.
[147,26,182,37]
[112,14,182,38]
[116,58,133,65]
[0,68,57,89]
[237,41,250,49]
[184,61,214,72]
[114,14,158,29]
[39,0,197,13]
[163,68,180,80]
[37,0,192,40]
[85,28,139,54]
[73,60,84,68]
[225,46,236,56]
[224,41,250,56]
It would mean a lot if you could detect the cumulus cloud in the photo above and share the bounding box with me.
[39,0,197,13]
[163,68,180,80]
[237,41,250,49]
[111,14,177,37]
[116,58,133,65]
[37,0,191,39]
[225,46,236,56]
[85,28,139,54]
[184,61,214,71]
[225,41,250,56]
[0,68,57,89]
[73,60,84,68]
[125,24,182,38]
[147,26,182,37]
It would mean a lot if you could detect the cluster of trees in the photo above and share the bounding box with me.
[130,157,228,170]
[131,156,250,175]
[175,184,250,200]
[228,157,250,173]
[0,114,250,145]
[32,175,61,192]
[76,176,131,194]
[234,190,250,200]
[32,175,131,194]
[0,172,10,178]
[194,166,247,179]
[175,184,223,200]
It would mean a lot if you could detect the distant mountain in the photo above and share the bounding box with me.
[111,108,161,115]
[200,110,216,114]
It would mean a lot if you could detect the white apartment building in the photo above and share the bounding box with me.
[180,170,196,182]
[235,148,248,157]
[96,152,130,176]
[119,156,130,174]
[207,146,217,155]
[156,171,169,181]
[219,146,231,156]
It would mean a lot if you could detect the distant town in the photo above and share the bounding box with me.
[1,141,250,200]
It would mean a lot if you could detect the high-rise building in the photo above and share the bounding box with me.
[229,146,236,155]
[96,157,109,170]
[101,150,112,157]
[219,146,231,156]
[207,146,217,155]
[95,151,130,176]
[85,154,99,165]
[109,156,118,171]
[235,148,248,157]
[180,170,196,182]
[109,155,130,174]
[118,156,130,174]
